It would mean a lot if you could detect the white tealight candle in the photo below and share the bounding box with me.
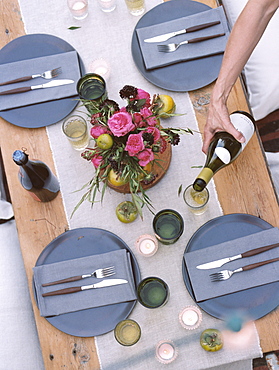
[156,340,178,364]
[89,59,110,80]
[179,306,202,330]
[135,234,158,257]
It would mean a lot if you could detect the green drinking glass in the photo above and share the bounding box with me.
[153,209,184,245]
[77,73,107,102]
[137,277,169,309]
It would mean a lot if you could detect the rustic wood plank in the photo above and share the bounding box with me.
[0,1,100,369]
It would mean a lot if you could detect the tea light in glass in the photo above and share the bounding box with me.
[97,0,116,13]
[114,319,141,346]
[135,234,158,257]
[155,340,178,364]
[89,59,110,80]
[67,0,88,20]
[179,306,202,330]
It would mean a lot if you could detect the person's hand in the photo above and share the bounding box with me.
[202,100,245,154]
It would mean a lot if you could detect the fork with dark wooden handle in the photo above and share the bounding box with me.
[210,257,279,281]
[0,67,62,86]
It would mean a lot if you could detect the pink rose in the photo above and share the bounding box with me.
[133,112,143,127]
[136,148,154,166]
[90,125,109,139]
[91,153,103,168]
[136,89,151,107]
[108,112,135,137]
[125,133,145,156]
[140,107,158,126]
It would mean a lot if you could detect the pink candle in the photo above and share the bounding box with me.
[156,340,178,364]
[135,234,158,257]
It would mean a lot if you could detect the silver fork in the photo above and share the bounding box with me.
[42,266,115,287]
[0,67,62,86]
[157,33,225,53]
[210,257,279,282]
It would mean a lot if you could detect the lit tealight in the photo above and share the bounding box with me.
[135,234,158,257]
[155,340,178,364]
[89,58,110,79]
[179,305,202,330]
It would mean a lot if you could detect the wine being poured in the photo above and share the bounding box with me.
[193,111,255,192]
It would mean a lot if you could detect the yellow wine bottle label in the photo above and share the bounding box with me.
[197,167,214,184]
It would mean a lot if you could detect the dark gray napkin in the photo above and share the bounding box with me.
[0,50,80,111]
[184,228,279,302]
[33,249,137,317]
[136,6,229,70]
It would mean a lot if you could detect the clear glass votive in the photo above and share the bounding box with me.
[135,234,158,257]
[155,340,178,364]
[89,59,110,80]
[137,277,169,309]
[153,209,184,245]
[114,319,141,346]
[124,0,145,16]
[67,0,88,20]
[77,73,107,103]
[62,115,90,151]
[97,0,116,12]
[179,305,202,330]
[183,184,209,215]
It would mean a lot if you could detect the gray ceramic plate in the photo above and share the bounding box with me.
[182,213,278,320]
[34,228,141,337]
[132,0,225,91]
[0,34,82,128]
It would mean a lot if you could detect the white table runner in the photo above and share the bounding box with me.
[17,0,262,369]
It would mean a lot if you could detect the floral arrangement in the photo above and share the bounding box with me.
[75,85,194,218]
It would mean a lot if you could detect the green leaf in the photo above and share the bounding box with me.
[178,184,183,196]
[68,26,81,30]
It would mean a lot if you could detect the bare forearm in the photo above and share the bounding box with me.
[215,0,279,104]
[202,0,279,153]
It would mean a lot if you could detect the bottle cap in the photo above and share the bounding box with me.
[13,150,28,165]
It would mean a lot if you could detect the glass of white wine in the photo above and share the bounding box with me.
[62,115,90,151]
[124,0,145,16]
[183,184,209,215]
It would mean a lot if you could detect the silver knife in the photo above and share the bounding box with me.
[144,20,221,43]
[0,79,74,95]
[42,278,128,297]
[196,242,279,270]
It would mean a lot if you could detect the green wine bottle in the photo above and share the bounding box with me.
[193,111,255,192]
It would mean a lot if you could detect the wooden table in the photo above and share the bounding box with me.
[0,0,278,369]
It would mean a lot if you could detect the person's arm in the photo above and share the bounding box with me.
[202,0,279,153]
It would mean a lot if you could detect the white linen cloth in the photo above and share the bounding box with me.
[0,166,44,370]
[17,0,263,369]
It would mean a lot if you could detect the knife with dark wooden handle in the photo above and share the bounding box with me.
[42,278,128,297]
[144,20,221,43]
[0,79,74,95]
[196,242,279,269]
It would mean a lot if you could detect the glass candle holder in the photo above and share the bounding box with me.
[179,305,202,330]
[77,73,107,103]
[114,319,141,346]
[89,59,110,80]
[97,0,116,12]
[67,0,88,20]
[135,234,158,257]
[62,115,90,151]
[155,340,178,364]
[153,209,184,245]
[183,184,209,215]
[137,277,169,309]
